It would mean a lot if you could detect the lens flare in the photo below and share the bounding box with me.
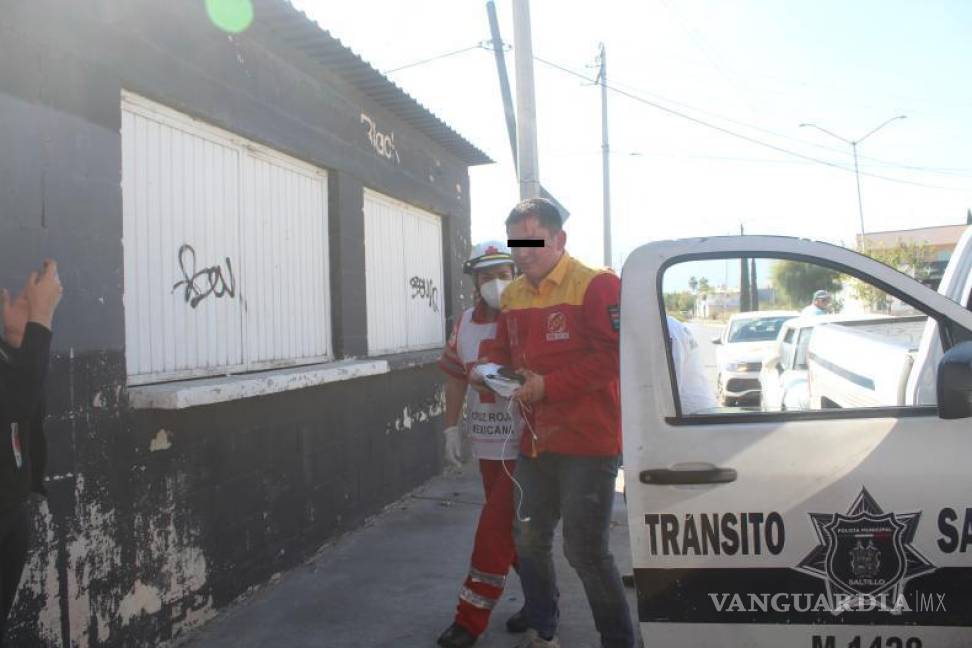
[205,0,254,34]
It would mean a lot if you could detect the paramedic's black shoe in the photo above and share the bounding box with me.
[437,623,477,648]
[505,607,528,633]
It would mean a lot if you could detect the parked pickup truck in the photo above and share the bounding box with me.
[806,225,972,409]
[807,315,927,408]
[758,313,883,412]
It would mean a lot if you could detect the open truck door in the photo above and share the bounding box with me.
[620,236,972,648]
[907,225,972,405]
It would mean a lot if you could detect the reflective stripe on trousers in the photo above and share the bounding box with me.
[459,585,498,610]
[469,567,506,589]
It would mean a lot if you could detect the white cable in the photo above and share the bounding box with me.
[501,396,535,523]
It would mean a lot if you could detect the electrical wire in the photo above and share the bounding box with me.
[384,44,487,74]
[379,38,972,178]
[533,55,972,192]
[381,39,972,186]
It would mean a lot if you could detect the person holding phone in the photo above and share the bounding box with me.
[0,260,62,643]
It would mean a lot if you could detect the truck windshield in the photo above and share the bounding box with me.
[727,316,791,343]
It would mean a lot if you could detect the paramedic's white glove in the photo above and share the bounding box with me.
[443,426,463,468]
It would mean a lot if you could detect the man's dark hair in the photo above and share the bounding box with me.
[505,197,562,233]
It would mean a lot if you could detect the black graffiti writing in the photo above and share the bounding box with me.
[409,276,438,312]
[172,244,237,309]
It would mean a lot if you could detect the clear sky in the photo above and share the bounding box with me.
[291,0,972,280]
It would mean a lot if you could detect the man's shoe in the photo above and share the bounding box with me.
[437,623,477,648]
[513,628,560,647]
[505,607,528,633]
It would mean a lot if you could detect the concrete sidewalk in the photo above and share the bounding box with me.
[177,464,638,648]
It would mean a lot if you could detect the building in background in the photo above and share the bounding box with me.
[857,222,969,289]
[695,288,777,320]
[0,1,489,644]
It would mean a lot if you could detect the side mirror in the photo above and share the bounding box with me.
[938,341,972,419]
[711,337,722,345]
[763,352,780,372]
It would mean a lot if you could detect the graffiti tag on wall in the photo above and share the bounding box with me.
[360,113,400,164]
[409,276,438,313]
[172,244,236,308]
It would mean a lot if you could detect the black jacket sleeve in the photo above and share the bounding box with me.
[1,323,52,497]
[12,323,52,419]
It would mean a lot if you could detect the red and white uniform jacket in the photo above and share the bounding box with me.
[485,253,622,457]
[439,302,522,461]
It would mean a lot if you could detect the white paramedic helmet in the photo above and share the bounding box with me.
[464,240,514,275]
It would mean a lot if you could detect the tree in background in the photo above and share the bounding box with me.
[698,277,711,294]
[853,240,932,311]
[750,258,759,311]
[689,276,699,293]
[740,257,751,311]
[664,291,696,319]
[770,260,843,309]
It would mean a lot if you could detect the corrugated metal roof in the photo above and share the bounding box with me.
[254,0,493,166]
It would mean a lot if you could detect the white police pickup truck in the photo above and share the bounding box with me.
[807,315,927,409]
[621,235,972,648]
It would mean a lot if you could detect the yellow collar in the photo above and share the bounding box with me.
[528,252,570,292]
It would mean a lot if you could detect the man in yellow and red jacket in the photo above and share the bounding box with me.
[479,198,634,648]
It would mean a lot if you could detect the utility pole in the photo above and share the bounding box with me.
[596,43,611,268]
[750,258,759,311]
[512,0,540,199]
[799,115,906,240]
[598,44,612,268]
[485,1,570,221]
[486,1,517,167]
[739,224,751,312]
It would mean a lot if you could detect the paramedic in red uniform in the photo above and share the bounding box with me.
[482,198,634,648]
[436,242,527,648]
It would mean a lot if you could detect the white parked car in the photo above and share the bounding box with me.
[714,310,797,406]
[759,313,882,412]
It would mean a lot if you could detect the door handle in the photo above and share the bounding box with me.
[639,465,737,485]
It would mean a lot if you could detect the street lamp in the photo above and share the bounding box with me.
[799,115,907,241]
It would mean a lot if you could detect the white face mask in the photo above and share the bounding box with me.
[479,278,511,309]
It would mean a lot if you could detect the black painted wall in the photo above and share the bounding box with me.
[0,1,478,644]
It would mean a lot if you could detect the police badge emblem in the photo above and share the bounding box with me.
[796,487,935,613]
[824,509,906,598]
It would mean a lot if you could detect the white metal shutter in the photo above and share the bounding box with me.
[364,189,444,354]
[240,151,330,369]
[122,93,330,384]
[363,192,408,354]
[122,101,245,382]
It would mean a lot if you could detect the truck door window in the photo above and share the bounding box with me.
[662,256,941,416]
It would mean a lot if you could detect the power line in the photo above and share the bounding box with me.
[572,61,972,176]
[384,44,488,74]
[532,55,972,192]
[384,41,972,179]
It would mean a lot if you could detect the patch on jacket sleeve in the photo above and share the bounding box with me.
[607,304,620,332]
